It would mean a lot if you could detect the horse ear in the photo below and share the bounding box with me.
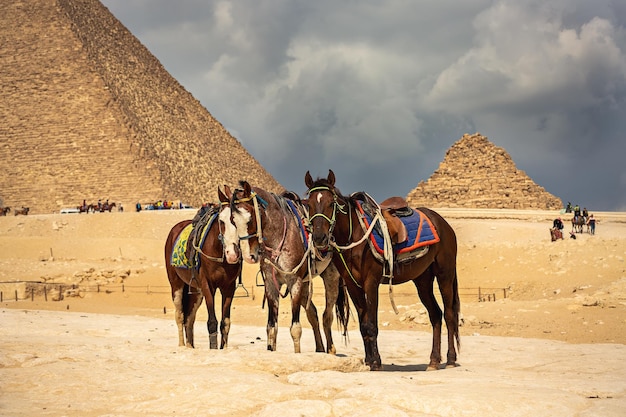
[305,171,313,188]
[328,170,335,186]
[218,185,230,203]
[241,181,252,197]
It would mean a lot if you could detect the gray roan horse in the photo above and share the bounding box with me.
[163,190,243,349]
[305,170,460,371]
[222,181,349,353]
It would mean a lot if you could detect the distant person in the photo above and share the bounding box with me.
[551,217,564,241]
[553,217,564,231]
[587,214,597,235]
[135,202,142,212]
[565,202,572,213]
[118,203,124,212]
[582,207,589,222]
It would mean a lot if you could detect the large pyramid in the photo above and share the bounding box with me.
[406,133,563,210]
[0,0,283,214]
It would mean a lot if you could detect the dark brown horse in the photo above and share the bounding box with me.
[221,181,349,353]
[14,207,29,216]
[304,170,460,371]
[164,190,243,349]
[0,207,10,216]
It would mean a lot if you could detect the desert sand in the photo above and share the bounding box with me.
[1,208,625,416]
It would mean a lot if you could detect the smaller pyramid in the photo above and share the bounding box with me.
[406,133,562,210]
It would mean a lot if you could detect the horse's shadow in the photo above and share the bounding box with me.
[336,354,451,372]
[382,363,430,372]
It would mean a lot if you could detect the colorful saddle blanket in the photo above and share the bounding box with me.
[356,201,440,256]
[170,213,217,269]
[285,199,309,250]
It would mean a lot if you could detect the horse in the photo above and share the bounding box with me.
[14,207,29,216]
[571,216,585,233]
[221,181,349,354]
[163,190,243,349]
[0,207,10,216]
[94,202,116,212]
[304,170,461,371]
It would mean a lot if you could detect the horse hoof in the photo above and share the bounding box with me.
[426,364,440,371]
[445,362,459,369]
[368,363,383,371]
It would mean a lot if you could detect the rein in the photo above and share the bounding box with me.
[192,211,225,263]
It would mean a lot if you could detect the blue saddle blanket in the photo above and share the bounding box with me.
[356,202,440,255]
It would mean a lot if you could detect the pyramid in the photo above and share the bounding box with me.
[0,0,283,214]
[406,133,563,210]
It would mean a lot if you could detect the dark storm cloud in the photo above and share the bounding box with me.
[103,0,626,210]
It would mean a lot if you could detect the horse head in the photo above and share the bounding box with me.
[218,182,262,264]
[305,169,339,250]
[218,185,243,264]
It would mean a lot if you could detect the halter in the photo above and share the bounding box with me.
[306,185,346,240]
[228,191,267,242]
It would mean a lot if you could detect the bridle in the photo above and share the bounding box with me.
[229,190,267,243]
[306,185,347,245]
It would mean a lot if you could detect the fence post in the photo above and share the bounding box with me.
[1,291,2,302]
[44,286,47,301]
[31,288,34,301]
[15,290,18,301]
[478,287,481,302]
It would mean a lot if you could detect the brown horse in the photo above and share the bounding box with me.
[164,190,243,349]
[571,216,586,233]
[221,181,349,354]
[0,207,10,216]
[14,207,29,216]
[304,170,460,371]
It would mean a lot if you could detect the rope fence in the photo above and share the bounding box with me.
[0,280,506,303]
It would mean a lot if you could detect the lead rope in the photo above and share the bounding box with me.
[330,204,398,314]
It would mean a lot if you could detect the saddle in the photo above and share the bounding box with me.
[352,193,440,264]
[171,206,218,269]
[379,197,412,244]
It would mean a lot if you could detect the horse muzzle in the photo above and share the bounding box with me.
[224,244,241,264]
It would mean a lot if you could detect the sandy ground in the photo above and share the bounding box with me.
[1,208,625,416]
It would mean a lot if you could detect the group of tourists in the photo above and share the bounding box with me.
[135,200,191,212]
[79,199,120,213]
[552,202,598,240]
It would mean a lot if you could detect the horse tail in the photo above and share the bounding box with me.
[181,283,198,326]
[334,276,350,338]
[452,271,461,353]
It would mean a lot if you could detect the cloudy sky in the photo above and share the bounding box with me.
[101,0,626,211]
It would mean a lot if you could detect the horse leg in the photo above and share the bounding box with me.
[320,264,340,354]
[414,270,442,370]
[435,269,461,368]
[184,289,204,348]
[300,278,325,352]
[356,278,382,370]
[171,285,186,347]
[264,284,280,351]
[219,282,236,349]
[289,277,304,353]
[199,279,219,349]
